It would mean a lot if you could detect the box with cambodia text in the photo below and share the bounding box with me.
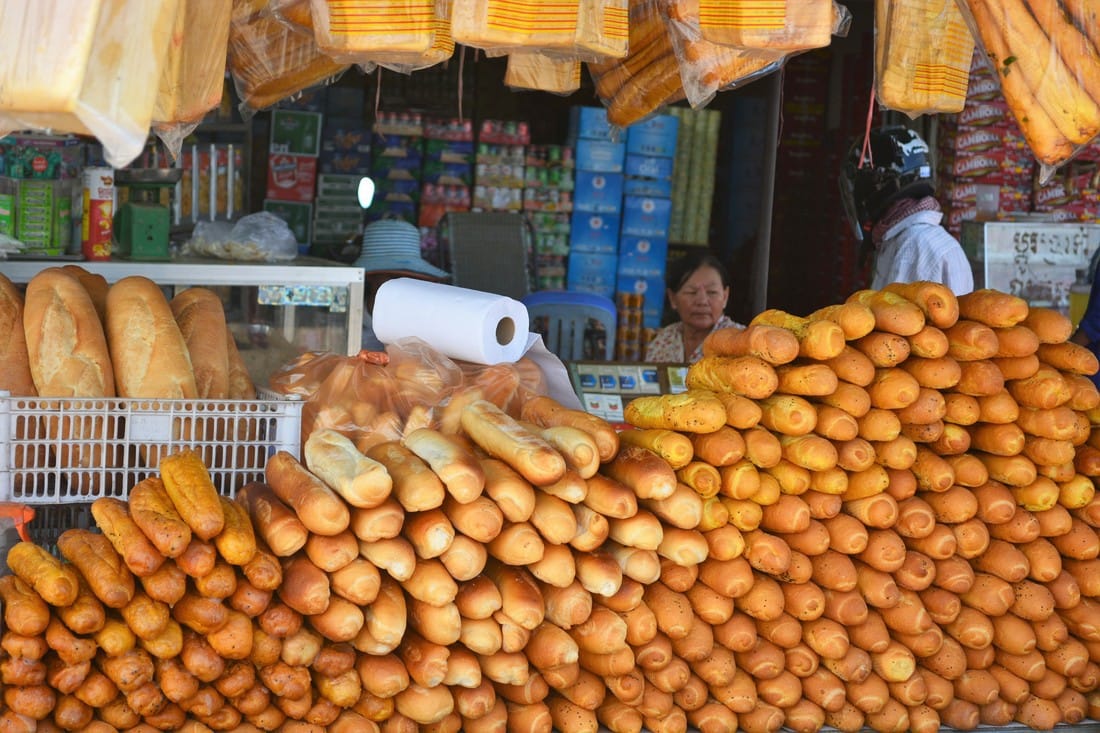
[621,195,672,238]
[575,138,626,173]
[624,176,673,199]
[617,235,668,275]
[569,105,615,141]
[567,251,617,297]
[569,211,620,253]
[625,154,674,180]
[573,171,624,213]
[626,114,679,157]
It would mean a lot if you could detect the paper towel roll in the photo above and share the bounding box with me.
[372,278,531,365]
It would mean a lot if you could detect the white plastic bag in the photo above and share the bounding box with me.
[186,212,298,262]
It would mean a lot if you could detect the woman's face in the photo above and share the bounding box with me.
[669,265,729,332]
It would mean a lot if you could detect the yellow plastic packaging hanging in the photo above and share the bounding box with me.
[310,0,454,72]
[875,0,974,117]
[0,0,179,168]
[451,0,628,62]
[696,0,840,51]
[505,51,583,94]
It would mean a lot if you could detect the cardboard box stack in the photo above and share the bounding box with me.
[264,109,322,253]
[473,119,528,212]
[524,144,575,291]
[937,51,1035,238]
[617,113,678,334]
[366,111,424,226]
[566,106,624,298]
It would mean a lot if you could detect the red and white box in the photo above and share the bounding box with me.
[266,153,318,202]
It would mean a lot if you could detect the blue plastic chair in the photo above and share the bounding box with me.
[523,290,617,362]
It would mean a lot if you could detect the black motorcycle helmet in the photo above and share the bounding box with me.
[840,125,935,242]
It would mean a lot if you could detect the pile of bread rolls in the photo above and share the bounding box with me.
[5,279,1100,732]
[619,283,1100,732]
[0,267,256,495]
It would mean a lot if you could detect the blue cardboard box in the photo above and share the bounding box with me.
[573,171,624,214]
[569,106,615,141]
[621,196,673,238]
[617,235,668,275]
[321,117,371,154]
[319,149,370,176]
[626,115,679,158]
[567,252,618,297]
[625,154,674,180]
[575,138,626,173]
[616,272,666,328]
[570,211,620,254]
[624,177,673,199]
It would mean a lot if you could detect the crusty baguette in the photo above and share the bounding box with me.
[403,427,487,503]
[304,428,392,509]
[6,541,80,607]
[236,481,309,557]
[91,497,167,578]
[461,400,566,487]
[170,287,229,399]
[520,395,620,463]
[159,448,225,541]
[56,529,135,609]
[264,450,350,536]
[129,476,192,558]
[0,272,36,396]
[106,276,196,399]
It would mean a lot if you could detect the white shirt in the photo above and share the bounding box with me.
[871,210,974,295]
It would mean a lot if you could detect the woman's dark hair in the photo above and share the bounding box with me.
[667,251,731,293]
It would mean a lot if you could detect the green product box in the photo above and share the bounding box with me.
[270,110,323,157]
[263,199,313,252]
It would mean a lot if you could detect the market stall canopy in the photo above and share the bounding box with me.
[0,0,1097,176]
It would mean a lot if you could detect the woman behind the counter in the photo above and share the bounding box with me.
[644,252,743,364]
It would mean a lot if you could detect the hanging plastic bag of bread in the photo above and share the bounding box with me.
[505,51,583,95]
[874,0,974,117]
[153,0,234,161]
[693,0,850,51]
[228,0,349,114]
[267,0,314,35]
[955,0,1100,180]
[452,0,628,63]
[589,0,685,127]
[310,0,454,73]
[664,0,787,109]
[0,0,178,168]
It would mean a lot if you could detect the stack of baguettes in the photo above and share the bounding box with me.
[0,267,256,489]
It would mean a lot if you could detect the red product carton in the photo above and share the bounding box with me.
[266,154,317,202]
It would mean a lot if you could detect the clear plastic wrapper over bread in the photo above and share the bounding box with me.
[588,0,685,127]
[229,0,348,113]
[955,0,1100,179]
[692,0,849,50]
[309,0,453,73]
[0,0,178,168]
[267,339,548,454]
[874,0,974,117]
[505,51,584,95]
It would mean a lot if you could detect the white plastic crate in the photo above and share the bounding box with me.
[0,390,302,503]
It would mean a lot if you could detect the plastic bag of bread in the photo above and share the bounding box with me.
[505,51,583,95]
[664,0,786,108]
[0,0,178,168]
[309,0,453,73]
[452,0,628,62]
[692,0,850,51]
[955,0,1100,176]
[874,0,974,117]
[153,0,234,159]
[588,0,685,127]
[267,0,314,35]
[228,0,348,113]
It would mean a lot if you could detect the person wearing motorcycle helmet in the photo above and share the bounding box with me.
[840,125,973,295]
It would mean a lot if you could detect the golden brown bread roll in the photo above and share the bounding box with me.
[170,287,229,399]
[0,272,36,396]
[520,395,619,462]
[265,450,350,536]
[367,441,446,512]
[461,400,567,486]
[236,481,309,557]
[159,448,225,541]
[129,475,192,559]
[56,528,135,609]
[5,541,80,607]
[91,497,166,577]
[304,428,393,509]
